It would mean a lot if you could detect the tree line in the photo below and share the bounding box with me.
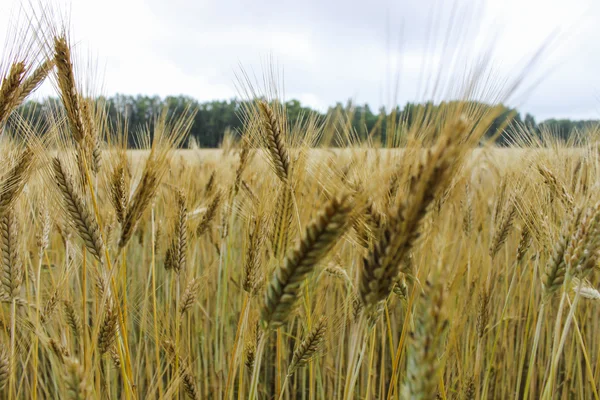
[15,95,600,147]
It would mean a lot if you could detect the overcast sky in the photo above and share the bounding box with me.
[1,0,599,120]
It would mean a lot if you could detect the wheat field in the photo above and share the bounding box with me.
[1,6,600,400]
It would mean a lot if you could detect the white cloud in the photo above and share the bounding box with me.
[0,0,599,120]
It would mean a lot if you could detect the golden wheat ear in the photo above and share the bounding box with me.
[53,36,86,144]
[163,340,200,399]
[180,277,201,319]
[109,160,129,225]
[260,194,352,329]
[52,157,105,263]
[0,145,35,215]
[98,304,119,355]
[0,345,8,390]
[360,118,468,309]
[405,281,449,399]
[243,214,265,295]
[165,190,188,274]
[118,110,194,249]
[542,206,582,298]
[0,62,27,126]
[196,191,221,237]
[287,316,327,376]
[14,58,55,108]
[0,210,22,300]
[64,357,92,399]
[258,100,290,182]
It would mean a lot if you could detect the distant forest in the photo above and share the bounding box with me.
[16,95,600,148]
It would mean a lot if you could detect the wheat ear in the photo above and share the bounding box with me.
[0,343,8,390]
[196,191,221,237]
[0,61,26,125]
[54,37,87,143]
[179,277,201,318]
[243,215,264,294]
[287,316,327,376]
[405,281,449,400]
[261,194,352,329]
[98,304,119,355]
[360,123,463,308]
[53,157,105,263]
[14,58,55,107]
[1,211,22,299]
[258,100,290,182]
[0,146,34,214]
